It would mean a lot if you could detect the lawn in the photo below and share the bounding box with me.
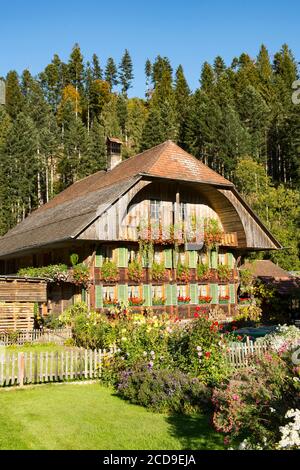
[0,383,224,450]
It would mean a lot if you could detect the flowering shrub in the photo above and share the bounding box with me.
[212,352,300,449]
[72,263,91,287]
[117,365,211,414]
[168,312,232,386]
[203,218,223,249]
[18,264,68,282]
[277,409,300,449]
[257,324,300,353]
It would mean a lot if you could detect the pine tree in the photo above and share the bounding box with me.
[200,62,215,92]
[68,43,84,118]
[145,59,152,99]
[92,53,103,80]
[174,65,191,147]
[105,57,118,90]
[5,71,24,118]
[83,120,107,175]
[119,49,134,96]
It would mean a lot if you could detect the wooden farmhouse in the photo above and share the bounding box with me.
[0,140,281,320]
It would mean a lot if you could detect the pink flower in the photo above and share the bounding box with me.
[232,394,239,401]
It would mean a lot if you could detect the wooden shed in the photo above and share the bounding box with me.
[0,276,47,331]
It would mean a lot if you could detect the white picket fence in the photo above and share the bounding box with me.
[0,348,115,387]
[226,340,269,367]
[0,338,270,387]
[0,328,72,346]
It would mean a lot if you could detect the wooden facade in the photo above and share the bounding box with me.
[0,141,281,321]
[0,277,47,331]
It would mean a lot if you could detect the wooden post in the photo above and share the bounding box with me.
[18,352,25,387]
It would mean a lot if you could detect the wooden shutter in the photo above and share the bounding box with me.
[95,247,103,267]
[118,284,128,304]
[229,284,236,304]
[172,284,177,305]
[117,247,128,268]
[211,250,218,269]
[95,285,103,308]
[188,251,197,268]
[190,284,198,304]
[210,283,218,303]
[143,284,152,307]
[164,248,173,268]
[227,252,234,268]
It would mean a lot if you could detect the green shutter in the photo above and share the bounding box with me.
[117,247,128,268]
[95,247,103,267]
[143,284,152,307]
[210,283,218,303]
[190,284,198,304]
[95,285,103,308]
[229,284,236,304]
[118,284,128,305]
[211,250,218,269]
[172,284,177,305]
[81,288,87,303]
[166,284,172,306]
[188,251,197,268]
[164,248,173,268]
[227,252,234,268]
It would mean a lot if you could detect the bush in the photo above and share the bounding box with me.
[117,365,211,414]
[212,352,300,448]
[168,313,232,386]
[151,261,166,282]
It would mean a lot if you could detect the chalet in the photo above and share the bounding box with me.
[0,140,281,319]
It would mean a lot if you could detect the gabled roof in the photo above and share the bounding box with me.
[0,140,277,258]
[241,260,291,279]
[0,177,140,257]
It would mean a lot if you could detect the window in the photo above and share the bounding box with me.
[199,285,208,297]
[199,252,208,265]
[128,247,138,263]
[176,248,187,265]
[180,202,187,221]
[150,200,161,222]
[129,285,141,298]
[154,247,163,263]
[102,246,115,261]
[177,284,190,299]
[218,285,228,297]
[152,285,163,297]
[218,253,227,265]
[103,286,117,302]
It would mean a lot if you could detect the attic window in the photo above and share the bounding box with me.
[150,200,161,222]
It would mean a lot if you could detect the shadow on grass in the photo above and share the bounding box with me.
[164,413,224,450]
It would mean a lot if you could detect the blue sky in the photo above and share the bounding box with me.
[1,0,299,97]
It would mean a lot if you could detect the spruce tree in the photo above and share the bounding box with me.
[5,71,24,118]
[119,49,134,96]
[105,57,118,90]
[92,53,103,80]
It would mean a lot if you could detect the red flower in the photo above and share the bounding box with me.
[194,312,199,318]
[205,351,211,359]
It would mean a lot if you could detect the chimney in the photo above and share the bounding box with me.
[106,137,122,170]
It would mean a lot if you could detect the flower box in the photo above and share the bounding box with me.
[152,297,166,306]
[219,296,230,304]
[177,296,191,305]
[103,300,119,307]
[198,296,212,304]
[128,297,144,306]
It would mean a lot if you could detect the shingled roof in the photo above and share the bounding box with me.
[0,140,247,258]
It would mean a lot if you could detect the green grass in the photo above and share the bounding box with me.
[3,343,68,353]
[0,383,224,450]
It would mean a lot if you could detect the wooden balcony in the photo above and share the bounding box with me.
[220,232,238,247]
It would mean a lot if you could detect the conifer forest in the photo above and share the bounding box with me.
[0,44,299,269]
